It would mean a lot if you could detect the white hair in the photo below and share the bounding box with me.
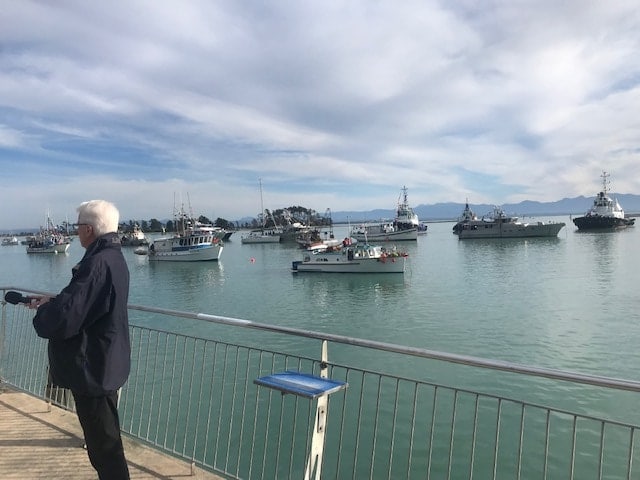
[77,200,120,236]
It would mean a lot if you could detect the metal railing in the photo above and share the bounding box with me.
[2,286,639,479]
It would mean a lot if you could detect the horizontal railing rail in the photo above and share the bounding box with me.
[2,286,639,480]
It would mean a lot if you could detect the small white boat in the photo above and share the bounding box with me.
[241,229,282,244]
[148,206,223,262]
[292,243,408,273]
[120,223,149,246]
[1,236,19,246]
[456,206,565,239]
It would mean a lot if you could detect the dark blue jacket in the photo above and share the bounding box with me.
[33,232,131,396]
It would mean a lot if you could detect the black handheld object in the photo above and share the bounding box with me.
[4,291,32,305]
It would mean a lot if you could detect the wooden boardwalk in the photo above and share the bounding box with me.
[0,387,223,479]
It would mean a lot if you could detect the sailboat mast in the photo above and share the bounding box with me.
[259,178,265,229]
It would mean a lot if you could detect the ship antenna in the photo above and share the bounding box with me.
[601,171,610,195]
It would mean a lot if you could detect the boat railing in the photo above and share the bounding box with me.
[2,286,640,479]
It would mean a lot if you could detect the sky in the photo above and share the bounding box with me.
[1,1,639,229]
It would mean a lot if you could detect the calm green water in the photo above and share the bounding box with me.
[2,215,639,401]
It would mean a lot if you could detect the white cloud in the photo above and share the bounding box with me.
[1,0,639,228]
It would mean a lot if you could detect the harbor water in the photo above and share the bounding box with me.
[2,215,639,424]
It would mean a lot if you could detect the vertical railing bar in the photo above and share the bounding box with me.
[516,403,525,480]
[427,385,439,480]
[233,346,251,478]
[352,372,367,480]
[543,409,551,480]
[334,367,352,478]
[202,340,220,470]
[386,377,401,480]
[16,310,30,391]
[163,333,179,449]
[0,301,6,383]
[23,312,37,393]
[569,415,577,479]
[154,332,170,446]
[224,346,241,470]
[138,328,153,438]
[171,335,189,454]
[248,349,266,480]
[492,398,503,480]
[447,389,460,480]
[189,338,208,466]
[274,376,286,478]
[130,328,144,435]
[597,421,605,480]
[119,326,135,428]
[144,330,157,441]
[260,354,277,479]
[287,355,304,480]
[213,344,230,468]
[368,374,383,479]
[182,338,199,455]
[406,382,419,479]
[626,426,635,480]
[469,393,480,480]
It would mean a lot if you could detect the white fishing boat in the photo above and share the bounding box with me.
[120,223,149,246]
[26,215,70,254]
[148,204,223,262]
[456,206,565,239]
[292,243,408,273]
[350,186,420,242]
[572,171,636,231]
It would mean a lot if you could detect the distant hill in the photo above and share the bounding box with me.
[329,193,640,223]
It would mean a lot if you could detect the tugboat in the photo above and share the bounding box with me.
[350,186,420,242]
[573,171,635,231]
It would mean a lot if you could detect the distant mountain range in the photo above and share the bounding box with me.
[4,194,639,234]
[329,193,640,223]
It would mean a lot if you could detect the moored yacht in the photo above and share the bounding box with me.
[456,206,565,239]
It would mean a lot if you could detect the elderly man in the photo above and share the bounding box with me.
[30,199,131,480]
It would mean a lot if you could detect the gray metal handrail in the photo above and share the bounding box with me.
[3,286,640,480]
[4,285,640,392]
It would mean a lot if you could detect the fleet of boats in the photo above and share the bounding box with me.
[8,180,637,271]
[572,172,636,231]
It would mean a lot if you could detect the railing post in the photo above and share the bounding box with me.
[254,340,347,480]
[303,340,329,480]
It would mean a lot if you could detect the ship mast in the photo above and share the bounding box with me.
[601,171,610,195]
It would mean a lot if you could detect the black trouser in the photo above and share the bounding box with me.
[72,391,130,480]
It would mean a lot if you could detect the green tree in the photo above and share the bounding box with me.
[149,219,163,231]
